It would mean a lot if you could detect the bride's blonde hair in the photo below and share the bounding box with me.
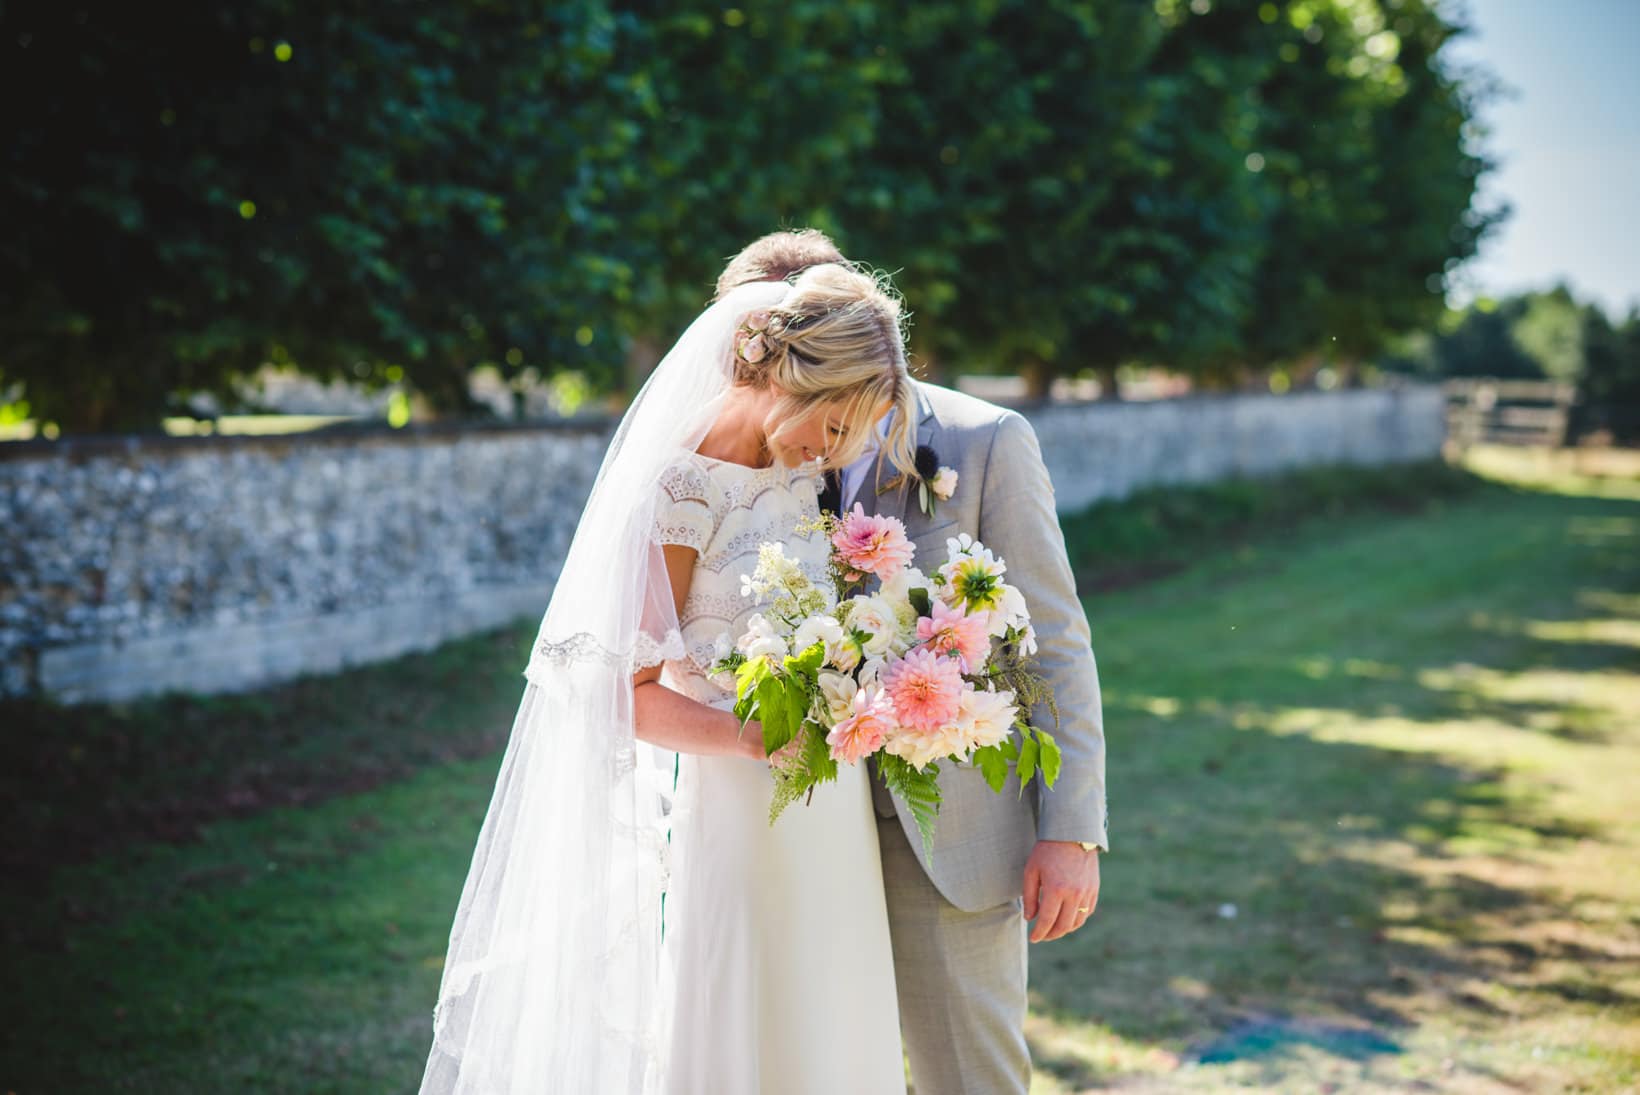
[732,263,918,482]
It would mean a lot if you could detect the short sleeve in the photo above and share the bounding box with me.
[651,458,716,552]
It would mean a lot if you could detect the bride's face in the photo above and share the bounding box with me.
[764,392,889,469]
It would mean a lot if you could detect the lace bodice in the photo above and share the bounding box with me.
[646,450,834,707]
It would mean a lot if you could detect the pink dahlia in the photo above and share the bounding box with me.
[881,647,965,733]
[825,684,897,765]
[830,503,915,582]
[915,600,992,673]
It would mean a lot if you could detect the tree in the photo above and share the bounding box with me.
[1200,0,1506,380]
[1574,304,1640,443]
[832,1,1262,399]
[0,1,651,431]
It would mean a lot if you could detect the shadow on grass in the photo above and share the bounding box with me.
[1026,488,1638,1088]
[0,622,538,883]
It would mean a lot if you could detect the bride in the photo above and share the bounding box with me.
[419,263,922,1093]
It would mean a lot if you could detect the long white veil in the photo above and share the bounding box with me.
[419,279,793,1093]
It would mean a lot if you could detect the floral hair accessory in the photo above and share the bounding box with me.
[735,309,775,366]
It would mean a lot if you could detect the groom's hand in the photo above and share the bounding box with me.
[1023,840,1101,943]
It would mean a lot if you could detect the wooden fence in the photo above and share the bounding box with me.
[1443,378,1576,448]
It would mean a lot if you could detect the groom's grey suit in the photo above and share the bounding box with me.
[853,379,1109,1095]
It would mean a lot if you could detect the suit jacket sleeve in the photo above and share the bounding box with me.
[976,410,1109,850]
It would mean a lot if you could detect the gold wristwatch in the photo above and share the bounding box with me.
[1077,841,1101,853]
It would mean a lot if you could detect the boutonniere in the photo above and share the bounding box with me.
[877,444,959,517]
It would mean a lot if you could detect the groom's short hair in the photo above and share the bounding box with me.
[714,229,847,300]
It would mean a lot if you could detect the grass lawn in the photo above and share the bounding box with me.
[2,445,1636,1093]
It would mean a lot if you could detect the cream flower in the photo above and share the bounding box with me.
[931,466,959,500]
[816,670,859,723]
[952,684,1018,754]
[881,724,955,771]
[841,594,904,657]
[826,634,863,672]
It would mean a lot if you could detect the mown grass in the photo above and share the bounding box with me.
[2,446,1635,1093]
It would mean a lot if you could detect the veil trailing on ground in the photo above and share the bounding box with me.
[420,280,792,1093]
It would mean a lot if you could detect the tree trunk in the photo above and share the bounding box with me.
[1095,363,1121,401]
[625,334,663,397]
[1020,358,1051,403]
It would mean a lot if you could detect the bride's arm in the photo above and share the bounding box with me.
[631,542,765,760]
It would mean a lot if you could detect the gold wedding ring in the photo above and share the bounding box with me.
[1076,906,1090,914]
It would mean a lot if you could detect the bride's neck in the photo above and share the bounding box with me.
[696,388,774,467]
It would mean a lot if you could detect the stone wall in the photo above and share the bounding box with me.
[1026,384,1448,512]
[0,383,1445,703]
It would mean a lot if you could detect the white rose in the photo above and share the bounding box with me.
[856,655,888,688]
[843,595,903,656]
[816,671,858,723]
[736,612,788,661]
[793,614,845,656]
[931,466,959,500]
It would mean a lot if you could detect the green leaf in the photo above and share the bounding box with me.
[1015,735,1040,797]
[783,640,826,683]
[1037,730,1063,788]
[755,675,791,756]
[735,655,770,704]
[876,753,943,858]
[973,744,1009,793]
[908,586,932,618]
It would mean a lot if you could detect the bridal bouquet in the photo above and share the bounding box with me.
[709,503,1062,852]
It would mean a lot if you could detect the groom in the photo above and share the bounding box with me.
[715,231,1109,1095]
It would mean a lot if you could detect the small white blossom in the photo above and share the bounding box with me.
[986,582,1030,637]
[736,612,788,661]
[931,466,959,500]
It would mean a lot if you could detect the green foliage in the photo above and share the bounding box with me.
[875,752,943,857]
[1573,305,1640,443]
[732,641,826,761]
[974,741,1010,793]
[767,720,839,825]
[2,2,650,431]
[1,0,1504,430]
[1512,287,1586,383]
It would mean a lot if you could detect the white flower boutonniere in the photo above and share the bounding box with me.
[878,444,957,517]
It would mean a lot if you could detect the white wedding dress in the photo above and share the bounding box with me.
[648,449,906,1095]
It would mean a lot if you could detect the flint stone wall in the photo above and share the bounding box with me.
[0,383,1445,703]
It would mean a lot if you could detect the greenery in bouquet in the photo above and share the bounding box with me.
[709,505,1061,854]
